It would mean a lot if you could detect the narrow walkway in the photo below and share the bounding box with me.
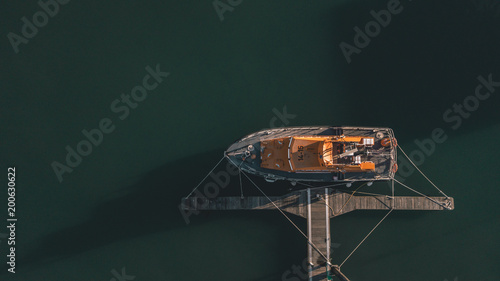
[307,188,331,281]
[180,190,454,218]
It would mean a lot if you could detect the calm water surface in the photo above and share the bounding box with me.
[1,0,499,280]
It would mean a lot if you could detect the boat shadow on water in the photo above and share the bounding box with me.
[13,149,302,274]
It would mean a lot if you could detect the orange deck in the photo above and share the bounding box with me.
[260,136,376,173]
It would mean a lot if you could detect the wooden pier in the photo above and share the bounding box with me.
[307,188,331,280]
[181,188,454,281]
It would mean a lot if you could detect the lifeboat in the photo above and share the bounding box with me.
[225,126,398,183]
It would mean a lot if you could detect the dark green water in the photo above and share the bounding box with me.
[1,0,500,280]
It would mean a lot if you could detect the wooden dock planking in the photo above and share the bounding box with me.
[307,188,331,281]
[182,191,453,219]
[181,188,454,281]
[328,192,453,217]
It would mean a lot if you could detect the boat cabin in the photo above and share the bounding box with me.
[260,136,375,173]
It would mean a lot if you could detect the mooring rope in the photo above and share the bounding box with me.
[185,156,226,198]
[393,178,452,210]
[227,158,331,265]
[297,182,347,190]
[339,208,393,268]
[238,161,244,199]
[296,181,316,188]
[238,165,243,199]
[338,190,388,197]
[391,178,395,198]
[397,145,450,198]
[240,171,330,264]
[332,183,367,217]
[316,194,334,216]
